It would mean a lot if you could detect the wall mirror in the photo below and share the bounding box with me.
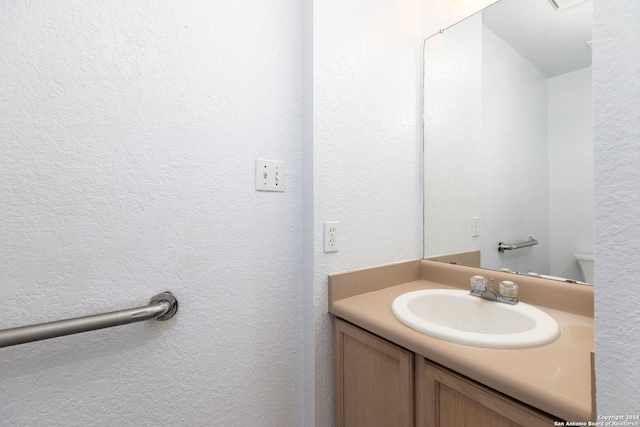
[423,0,593,284]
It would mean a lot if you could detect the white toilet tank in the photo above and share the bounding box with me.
[574,253,594,284]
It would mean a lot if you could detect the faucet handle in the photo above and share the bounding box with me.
[470,275,487,292]
[499,280,518,299]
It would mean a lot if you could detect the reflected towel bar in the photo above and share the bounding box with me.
[0,292,178,348]
[498,237,538,253]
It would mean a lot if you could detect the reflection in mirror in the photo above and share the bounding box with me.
[423,0,593,284]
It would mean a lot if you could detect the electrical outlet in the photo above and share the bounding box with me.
[472,217,480,237]
[324,221,339,253]
[255,159,285,192]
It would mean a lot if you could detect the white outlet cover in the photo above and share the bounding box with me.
[256,159,285,192]
[472,217,480,237]
[324,221,339,253]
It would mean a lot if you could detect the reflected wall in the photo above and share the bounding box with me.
[423,8,593,282]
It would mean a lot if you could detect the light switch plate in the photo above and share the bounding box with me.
[255,159,285,192]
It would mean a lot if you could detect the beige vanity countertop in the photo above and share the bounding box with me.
[329,259,594,422]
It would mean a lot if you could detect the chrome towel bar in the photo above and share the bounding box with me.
[0,292,178,349]
[498,236,538,253]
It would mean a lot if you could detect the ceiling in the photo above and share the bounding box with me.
[481,0,592,77]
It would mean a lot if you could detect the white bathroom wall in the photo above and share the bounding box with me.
[0,1,306,426]
[312,0,423,424]
[593,0,640,414]
[548,67,593,282]
[480,25,550,275]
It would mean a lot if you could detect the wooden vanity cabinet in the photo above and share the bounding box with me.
[416,359,559,427]
[334,319,415,427]
[335,318,561,427]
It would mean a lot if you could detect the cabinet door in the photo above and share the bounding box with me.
[416,359,559,427]
[335,319,414,427]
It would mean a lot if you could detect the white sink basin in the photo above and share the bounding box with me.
[391,289,560,349]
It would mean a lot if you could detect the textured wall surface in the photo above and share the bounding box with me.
[1,0,425,425]
[312,0,423,424]
[0,1,305,425]
[593,0,640,414]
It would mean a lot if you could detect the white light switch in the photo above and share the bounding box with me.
[256,159,285,192]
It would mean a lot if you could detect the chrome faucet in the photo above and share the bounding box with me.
[470,278,519,305]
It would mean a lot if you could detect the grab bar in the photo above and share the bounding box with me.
[0,292,178,348]
[498,236,538,253]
